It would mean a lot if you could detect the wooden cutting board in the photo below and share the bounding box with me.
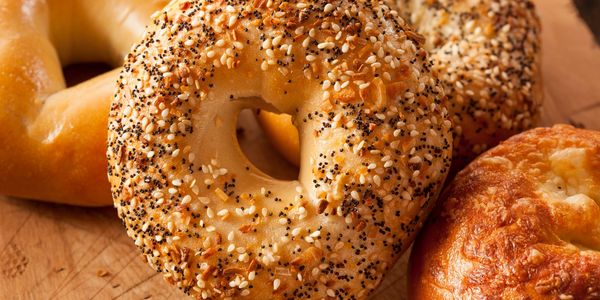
[1,0,598,298]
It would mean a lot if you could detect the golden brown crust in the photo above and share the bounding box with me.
[107,0,453,298]
[409,124,600,299]
[0,0,168,205]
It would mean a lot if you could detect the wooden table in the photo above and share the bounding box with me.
[1,0,599,298]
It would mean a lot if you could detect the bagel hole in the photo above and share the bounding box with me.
[62,62,112,87]
[236,109,299,180]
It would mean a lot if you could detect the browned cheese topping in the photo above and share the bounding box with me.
[409,125,600,299]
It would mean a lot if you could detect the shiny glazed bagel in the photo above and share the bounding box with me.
[107,0,452,298]
[0,0,167,205]
[258,0,542,170]
[409,125,600,299]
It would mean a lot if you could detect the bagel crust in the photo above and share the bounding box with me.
[107,0,452,298]
[409,125,600,299]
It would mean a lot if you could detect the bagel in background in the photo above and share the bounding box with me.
[258,0,543,172]
[0,0,167,205]
[398,0,543,170]
[409,124,600,299]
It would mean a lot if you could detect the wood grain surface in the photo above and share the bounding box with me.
[1,0,599,299]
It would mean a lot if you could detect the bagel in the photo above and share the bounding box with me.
[0,0,168,205]
[409,124,600,299]
[257,0,543,171]
[107,0,452,298]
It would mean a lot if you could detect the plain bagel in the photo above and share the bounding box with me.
[107,0,453,298]
[0,0,168,205]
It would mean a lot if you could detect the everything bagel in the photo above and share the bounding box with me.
[399,0,543,168]
[107,0,452,298]
[0,0,167,205]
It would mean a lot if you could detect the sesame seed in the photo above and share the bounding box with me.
[317,42,335,49]
[341,43,349,53]
[239,281,249,289]
[292,227,302,236]
[327,289,336,297]
[373,175,381,186]
[359,82,371,90]
[365,55,377,64]
[409,156,422,164]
